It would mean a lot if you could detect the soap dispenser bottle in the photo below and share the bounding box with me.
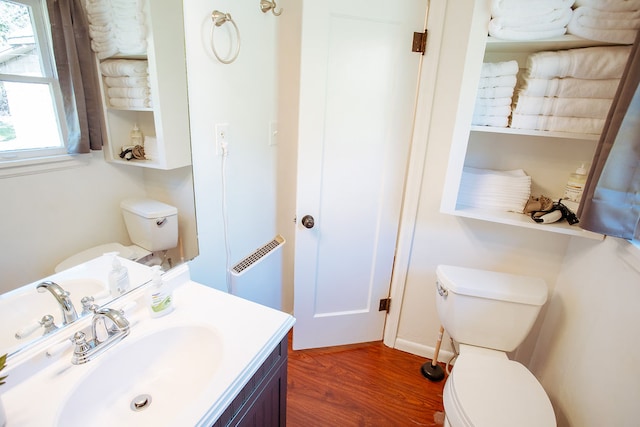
[130,123,143,146]
[563,163,588,203]
[108,252,130,297]
[147,266,173,317]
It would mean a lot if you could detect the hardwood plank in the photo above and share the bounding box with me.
[287,333,446,426]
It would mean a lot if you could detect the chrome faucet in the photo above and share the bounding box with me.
[71,307,130,365]
[36,281,78,325]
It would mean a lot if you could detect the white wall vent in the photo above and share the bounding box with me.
[230,235,285,276]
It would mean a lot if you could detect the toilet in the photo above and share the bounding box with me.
[55,198,179,272]
[435,265,556,427]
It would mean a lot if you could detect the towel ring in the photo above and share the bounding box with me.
[210,10,241,64]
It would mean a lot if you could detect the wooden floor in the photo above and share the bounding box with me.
[286,333,446,426]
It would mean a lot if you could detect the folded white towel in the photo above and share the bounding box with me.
[481,60,519,77]
[473,104,512,117]
[511,113,605,134]
[520,77,620,98]
[458,167,532,213]
[567,7,640,44]
[100,59,148,77]
[471,115,510,127]
[476,86,515,98]
[513,95,613,119]
[490,7,573,32]
[109,97,152,109]
[575,0,640,12]
[491,0,575,18]
[489,23,568,40]
[104,76,150,88]
[107,87,151,98]
[478,75,518,89]
[475,97,514,107]
[526,46,632,79]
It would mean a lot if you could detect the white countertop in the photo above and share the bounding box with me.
[2,267,295,426]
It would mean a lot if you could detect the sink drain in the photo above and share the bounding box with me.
[130,394,152,412]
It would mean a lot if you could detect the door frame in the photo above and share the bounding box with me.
[383,0,449,348]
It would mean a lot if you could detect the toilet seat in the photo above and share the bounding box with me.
[444,352,556,427]
[54,243,151,272]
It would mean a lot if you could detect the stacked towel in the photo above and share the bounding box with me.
[472,60,519,127]
[458,167,532,213]
[100,59,152,109]
[512,45,630,134]
[489,0,575,40]
[567,0,640,44]
[83,0,147,59]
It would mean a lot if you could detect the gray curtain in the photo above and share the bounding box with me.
[47,0,103,153]
[578,31,640,240]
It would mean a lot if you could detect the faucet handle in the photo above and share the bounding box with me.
[81,296,101,316]
[71,331,92,365]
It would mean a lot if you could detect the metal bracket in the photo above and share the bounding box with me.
[379,298,391,313]
[412,30,427,55]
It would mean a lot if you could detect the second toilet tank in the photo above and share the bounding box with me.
[120,198,178,252]
[435,265,548,352]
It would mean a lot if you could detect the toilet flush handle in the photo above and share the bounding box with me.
[436,280,448,297]
[156,218,167,227]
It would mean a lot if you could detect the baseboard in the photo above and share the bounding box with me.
[394,337,455,364]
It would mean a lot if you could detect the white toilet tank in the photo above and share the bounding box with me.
[435,265,548,352]
[120,198,178,252]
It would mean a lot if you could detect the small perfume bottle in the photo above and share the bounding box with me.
[130,124,143,146]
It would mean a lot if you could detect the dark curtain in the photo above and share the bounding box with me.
[578,31,640,240]
[47,0,103,153]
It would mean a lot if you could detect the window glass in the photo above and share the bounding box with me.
[0,0,66,161]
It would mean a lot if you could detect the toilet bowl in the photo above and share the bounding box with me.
[55,198,178,272]
[435,265,556,427]
[55,243,150,272]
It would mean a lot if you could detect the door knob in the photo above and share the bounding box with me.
[301,215,315,229]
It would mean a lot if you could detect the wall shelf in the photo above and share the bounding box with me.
[446,206,604,240]
[470,126,600,141]
[439,4,617,240]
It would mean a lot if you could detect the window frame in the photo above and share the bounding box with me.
[0,0,88,177]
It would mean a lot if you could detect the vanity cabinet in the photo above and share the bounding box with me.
[213,335,289,427]
[96,0,191,170]
[439,2,621,240]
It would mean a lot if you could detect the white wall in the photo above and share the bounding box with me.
[183,1,283,309]
[530,236,640,427]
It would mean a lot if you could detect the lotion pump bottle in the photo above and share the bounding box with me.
[147,266,173,317]
[130,123,143,146]
[563,163,588,203]
[108,252,130,297]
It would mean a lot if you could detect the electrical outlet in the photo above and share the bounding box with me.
[215,123,230,155]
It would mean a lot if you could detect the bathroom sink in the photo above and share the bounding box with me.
[57,324,222,427]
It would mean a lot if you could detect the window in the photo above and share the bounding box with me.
[0,0,68,164]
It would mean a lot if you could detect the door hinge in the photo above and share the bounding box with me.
[379,298,391,313]
[412,30,427,55]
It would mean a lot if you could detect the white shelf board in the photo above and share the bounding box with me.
[446,206,604,240]
[486,35,615,52]
[470,126,600,141]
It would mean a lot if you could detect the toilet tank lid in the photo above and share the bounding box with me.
[120,198,178,218]
[436,265,548,306]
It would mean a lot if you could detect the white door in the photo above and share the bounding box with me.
[293,0,428,349]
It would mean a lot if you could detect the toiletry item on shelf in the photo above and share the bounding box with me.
[563,163,588,203]
[130,123,143,145]
[147,266,173,318]
[107,253,130,297]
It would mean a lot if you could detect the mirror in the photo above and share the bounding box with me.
[0,0,198,356]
